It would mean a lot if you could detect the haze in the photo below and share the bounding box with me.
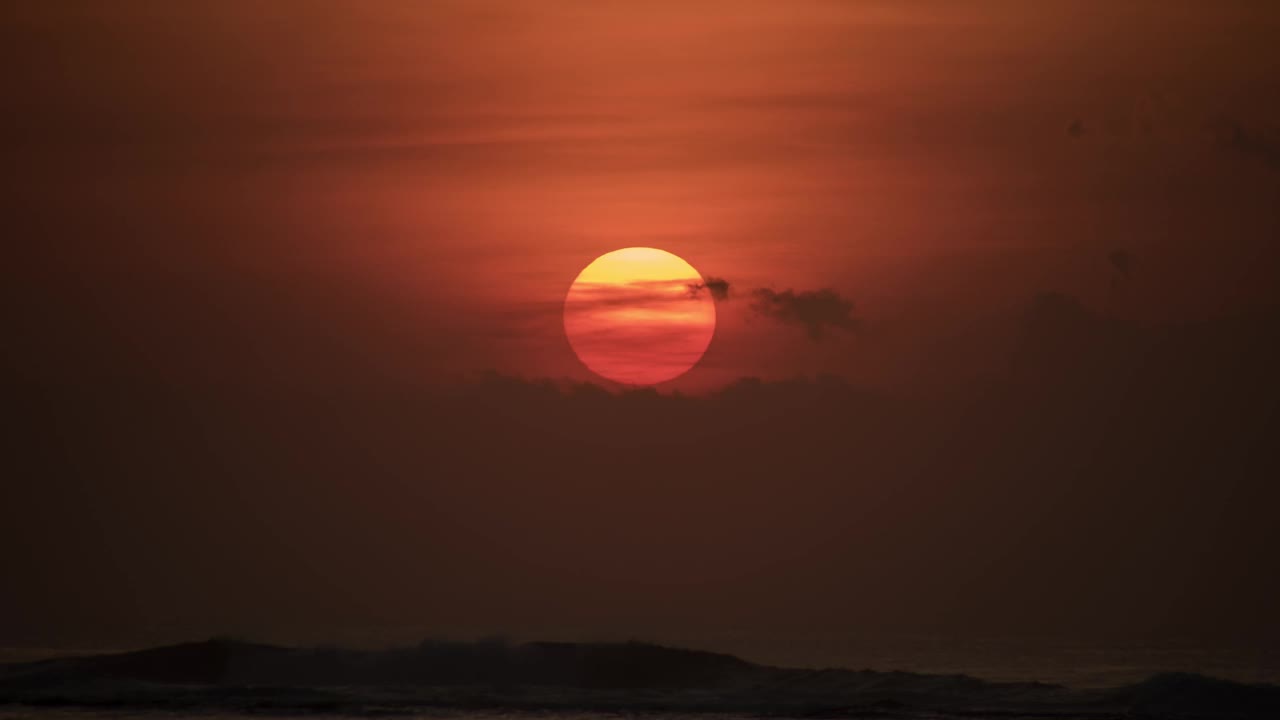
[2,1,1278,665]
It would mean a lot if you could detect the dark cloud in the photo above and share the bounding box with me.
[1067,118,1086,139]
[1108,249,1135,279]
[1213,119,1280,171]
[749,288,858,341]
[685,278,857,341]
[11,299,1280,647]
[1106,249,1137,316]
[572,280,710,310]
[687,276,731,301]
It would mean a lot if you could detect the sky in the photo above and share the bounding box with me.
[2,2,1279,660]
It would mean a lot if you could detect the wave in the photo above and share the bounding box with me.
[3,638,1277,718]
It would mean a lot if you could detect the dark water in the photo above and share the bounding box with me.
[5,707,691,712]
[3,634,1277,720]
[0,705,882,720]
[670,632,1280,687]
[4,632,1276,687]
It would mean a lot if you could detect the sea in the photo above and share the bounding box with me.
[2,632,1277,719]
[4,631,1276,688]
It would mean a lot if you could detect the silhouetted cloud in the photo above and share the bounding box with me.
[685,278,857,340]
[749,288,858,341]
[687,276,730,301]
[8,299,1280,649]
[1106,249,1137,317]
[1213,119,1280,171]
[1067,119,1086,139]
[1109,249,1135,279]
[569,280,713,311]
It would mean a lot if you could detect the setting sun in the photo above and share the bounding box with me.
[564,248,716,385]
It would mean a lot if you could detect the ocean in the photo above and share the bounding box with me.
[3,633,1277,719]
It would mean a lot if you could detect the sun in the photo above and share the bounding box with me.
[564,248,716,385]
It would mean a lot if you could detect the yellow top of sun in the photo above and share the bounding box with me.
[574,247,703,286]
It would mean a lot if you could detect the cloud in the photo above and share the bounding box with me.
[1108,249,1135,279]
[685,277,857,341]
[687,276,731,301]
[569,280,712,312]
[1213,119,1280,172]
[749,288,858,341]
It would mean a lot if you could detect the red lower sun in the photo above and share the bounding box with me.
[564,247,716,385]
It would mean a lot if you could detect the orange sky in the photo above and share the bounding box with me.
[4,0,1280,657]
[7,1,1279,391]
